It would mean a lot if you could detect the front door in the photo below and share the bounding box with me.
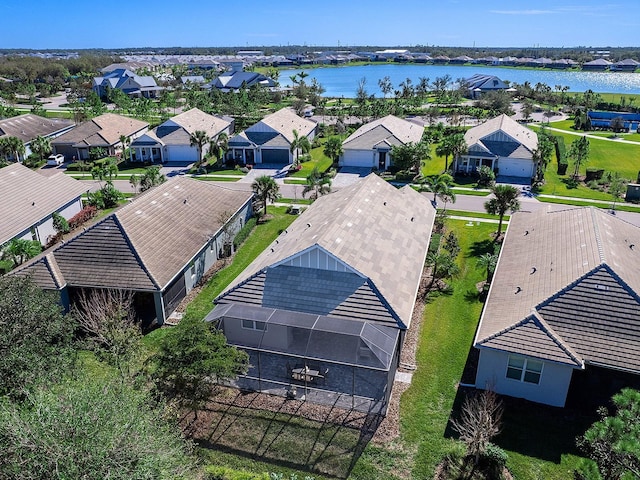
[378,151,387,170]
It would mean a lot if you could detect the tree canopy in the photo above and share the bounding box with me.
[484,185,521,237]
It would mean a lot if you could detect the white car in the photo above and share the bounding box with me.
[47,154,65,166]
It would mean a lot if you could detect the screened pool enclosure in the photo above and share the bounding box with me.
[206,302,401,414]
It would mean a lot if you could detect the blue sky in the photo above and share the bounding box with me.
[1,0,638,49]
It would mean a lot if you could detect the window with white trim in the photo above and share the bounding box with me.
[506,356,543,384]
[241,319,267,331]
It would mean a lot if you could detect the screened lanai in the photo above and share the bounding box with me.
[206,302,400,414]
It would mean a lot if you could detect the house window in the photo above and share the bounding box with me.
[506,356,543,384]
[189,262,196,277]
[241,319,267,331]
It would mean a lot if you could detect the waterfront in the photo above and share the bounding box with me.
[280,63,640,97]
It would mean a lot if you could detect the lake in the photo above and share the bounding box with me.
[280,64,640,98]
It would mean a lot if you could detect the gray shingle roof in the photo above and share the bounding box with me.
[342,115,424,150]
[219,174,434,328]
[0,163,88,245]
[476,207,640,372]
[0,114,73,143]
[464,114,538,155]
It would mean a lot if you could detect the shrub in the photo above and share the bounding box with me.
[205,465,269,480]
[233,218,257,250]
[52,212,70,234]
[68,205,97,230]
[553,135,568,175]
[66,161,93,172]
[394,170,416,182]
[585,168,605,182]
[477,165,496,188]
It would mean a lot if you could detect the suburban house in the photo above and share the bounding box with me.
[587,111,640,132]
[0,163,87,247]
[339,115,425,170]
[51,113,149,161]
[582,59,612,71]
[227,108,316,165]
[13,177,253,325]
[0,114,74,162]
[474,208,640,408]
[611,59,640,72]
[455,114,538,180]
[129,108,233,163]
[92,68,163,99]
[206,175,435,414]
[208,71,276,92]
[462,74,510,99]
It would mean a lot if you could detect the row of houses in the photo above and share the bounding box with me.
[4,119,640,413]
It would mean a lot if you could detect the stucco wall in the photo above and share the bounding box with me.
[475,348,574,407]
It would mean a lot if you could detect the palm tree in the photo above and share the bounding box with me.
[323,136,343,166]
[189,130,210,167]
[30,135,51,162]
[2,239,42,267]
[139,166,166,192]
[477,252,498,284]
[484,185,521,238]
[438,187,456,213]
[436,133,467,173]
[129,174,140,194]
[289,129,311,166]
[252,175,280,217]
[5,136,25,162]
[208,133,229,168]
[302,167,331,201]
[119,134,131,161]
[420,173,454,205]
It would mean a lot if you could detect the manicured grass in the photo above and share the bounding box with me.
[184,207,296,322]
[537,195,640,212]
[398,220,495,478]
[442,209,505,220]
[451,188,490,196]
[289,146,333,178]
[278,198,313,205]
[284,178,306,184]
[204,169,246,176]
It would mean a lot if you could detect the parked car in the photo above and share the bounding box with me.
[47,154,65,166]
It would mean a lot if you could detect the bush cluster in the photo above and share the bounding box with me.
[68,205,97,230]
[233,218,257,250]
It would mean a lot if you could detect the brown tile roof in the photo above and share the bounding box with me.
[0,114,74,143]
[15,177,253,292]
[0,163,89,245]
[168,108,231,138]
[51,113,148,148]
[220,174,435,328]
[116,177,253,288]
[476,207,640,372]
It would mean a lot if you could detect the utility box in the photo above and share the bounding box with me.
[626,183,640,202]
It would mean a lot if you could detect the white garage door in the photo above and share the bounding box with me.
[167,145,198,162]
[342,149,374,167]
[498,158,534,178]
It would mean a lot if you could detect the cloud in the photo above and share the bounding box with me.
[490,9,554,15]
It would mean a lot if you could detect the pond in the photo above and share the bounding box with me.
[280,63,640,97]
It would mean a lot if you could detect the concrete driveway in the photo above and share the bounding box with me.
[239,164,290,183]
[332,167,372,188]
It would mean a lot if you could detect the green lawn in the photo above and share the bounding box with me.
[284,178,306,184]
[442,209,505,220]
[289,146,333,178]
[183,207,296,322]
[194,176,239,182]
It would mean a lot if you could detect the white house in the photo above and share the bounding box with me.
[340,115,424,170]
[0,163,88,247]
[130,108,233,163]
[455,114,538,180]
[227,108,316,165]
[474,208,640,408]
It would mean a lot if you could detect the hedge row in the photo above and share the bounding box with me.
[233,217,257,250]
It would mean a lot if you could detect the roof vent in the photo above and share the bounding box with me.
[32,201,35,206]
[630,244,635,250]
[515,286,522,294]
[383,201,387,206]
[524,230,529,236]
[595,284,609,291]
[411,217,414,222]
[306,223,311,228]
[183,199,187,204]
[530,267,537,274]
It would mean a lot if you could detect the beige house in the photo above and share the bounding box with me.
[0,163,88,247]
[455,114,538,180]
[0,114,74,162]
[340,115,424,170]
[130,108,233,163]
[207,175,435,413]
[474,208,640,407]
[51,113,148,161]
